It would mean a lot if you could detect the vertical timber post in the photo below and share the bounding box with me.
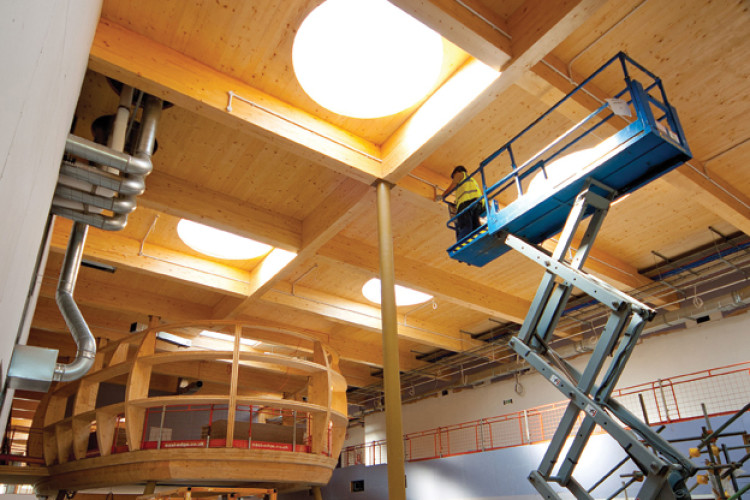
[375,180,406,500]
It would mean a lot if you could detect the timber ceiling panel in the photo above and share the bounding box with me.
[21,0,750,426]
[99,0,472,145]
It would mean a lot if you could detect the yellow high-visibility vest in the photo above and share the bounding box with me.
[455,173,482,208]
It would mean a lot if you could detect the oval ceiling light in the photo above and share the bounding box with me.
[292,0,444,119]
[362,278,433,306]
[177,219,272,260]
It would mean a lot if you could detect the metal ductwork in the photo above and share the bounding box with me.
[645,283,750,333]
[9,86,163,392]
[53,221,97,382]
[51,92,161,231]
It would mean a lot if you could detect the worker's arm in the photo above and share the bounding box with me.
[436,172,463,202]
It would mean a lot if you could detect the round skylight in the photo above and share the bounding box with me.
[362,278,433,306]
[292,0,444,119]
[177,219,272,260]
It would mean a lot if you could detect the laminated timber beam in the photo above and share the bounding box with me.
[38,266,213,321]
[141,172,301,252]
[32,289,424,378]
[318,235,530,324]
[215,179,372,319]
[89,19,382,184]
[388,0,513,70]
[263,283,483,353]
[380,0,608,182]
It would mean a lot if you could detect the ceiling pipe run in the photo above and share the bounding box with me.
[54,221,96,382]
[51,92,162,231]
[644,283,750,333]
[54,91,162,384]
[56,92,162,382]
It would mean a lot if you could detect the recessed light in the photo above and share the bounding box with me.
[362,278,433,306]
[176,219,272,260]
[292,0,444,119]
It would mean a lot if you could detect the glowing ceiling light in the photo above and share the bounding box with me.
[177,219,272,260]
[362,278,433,306]
[198,330,261,347]
[292,0,444,119]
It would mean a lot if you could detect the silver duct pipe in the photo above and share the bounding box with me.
[53,221,97,381]
[54,184,137,214]
[63,134,152,175]
[50,205,127,232]
[49,90,163,382]
[51,94,161,230]
[645,284,750,333]
[60,161,145,195]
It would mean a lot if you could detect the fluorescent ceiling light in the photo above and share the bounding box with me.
[362,278,433,306]
[177,219,272,260]
[292,0,444,118]
[198,330,261,347]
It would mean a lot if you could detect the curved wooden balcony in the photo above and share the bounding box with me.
[28,321,347,495]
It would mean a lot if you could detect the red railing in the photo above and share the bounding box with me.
[0,425,44,465]
[139,404,314,453]
[341,361,750,467]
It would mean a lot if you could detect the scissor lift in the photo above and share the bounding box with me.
[445,53,696,499]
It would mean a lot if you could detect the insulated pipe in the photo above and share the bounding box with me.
[57,173,117,198]
[60,161,145,195]
[54,185,137,214]
[135,94,162,157]
[375,180,406,500]
[110,85,134,152]
[50,205,127,231]
[53,221,97,381]
[646,284,750,333]
[64,134,152,175]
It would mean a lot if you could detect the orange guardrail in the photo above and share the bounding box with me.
[341,361,750,467]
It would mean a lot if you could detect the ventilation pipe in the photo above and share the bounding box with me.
[50,93,161,231]
[9,89,163,391]
[644,283,750,333]
[52,92,163,382]
[53,221,96,381]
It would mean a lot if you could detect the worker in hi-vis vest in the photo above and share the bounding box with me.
[438,165,485,242]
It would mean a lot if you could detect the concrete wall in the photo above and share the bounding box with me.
[0,0,102,434]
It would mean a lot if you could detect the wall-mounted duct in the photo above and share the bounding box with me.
[51,93,161,231]
[9,88,163,392]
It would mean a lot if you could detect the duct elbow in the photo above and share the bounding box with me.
[54,352,96,382]
[126,154,153,176]
[110,196,137,214]
[54,289,97,382]
[119,176,146,196]
[100,214,128,231]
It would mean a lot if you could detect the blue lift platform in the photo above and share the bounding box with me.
[447,52,690,267]
[445,53,697,500]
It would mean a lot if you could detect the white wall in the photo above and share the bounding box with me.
[0,0,102,434]
[364,312,750,441]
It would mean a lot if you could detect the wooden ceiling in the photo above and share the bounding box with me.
[24,0,750,414]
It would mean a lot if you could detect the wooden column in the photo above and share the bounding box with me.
[375,180,406,500]
[226,323,241,446]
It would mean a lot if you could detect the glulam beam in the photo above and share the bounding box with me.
[318,235,530,323]
[380,0,607,182]
[262,283,483,352]
[388,0,512,70]
[89,19,382,184]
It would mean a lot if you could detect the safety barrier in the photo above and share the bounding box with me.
[341,361,750,467]
[139,404,314,453]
